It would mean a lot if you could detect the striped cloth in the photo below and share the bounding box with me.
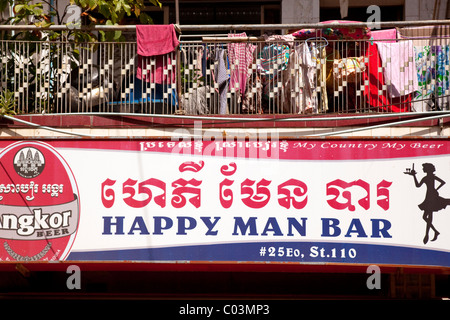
[228,33,256,95]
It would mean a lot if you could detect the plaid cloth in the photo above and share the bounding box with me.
[228,33,256,95]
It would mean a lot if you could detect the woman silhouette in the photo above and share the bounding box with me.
[405,163,450,244]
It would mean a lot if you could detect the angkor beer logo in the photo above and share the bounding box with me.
[0,141,80,261]
[13,147,45,178]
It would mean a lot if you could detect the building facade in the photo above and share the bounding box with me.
[0,0,449,303]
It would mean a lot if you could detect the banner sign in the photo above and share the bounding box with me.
[0,139,449,268]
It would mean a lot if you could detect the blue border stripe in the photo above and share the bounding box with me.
[68,242,450,267]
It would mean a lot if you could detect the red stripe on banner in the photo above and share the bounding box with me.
[0,139,449,160]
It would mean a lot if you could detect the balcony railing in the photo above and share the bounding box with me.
[1,21,449,116]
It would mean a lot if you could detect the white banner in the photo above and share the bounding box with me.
[0,139,448,267]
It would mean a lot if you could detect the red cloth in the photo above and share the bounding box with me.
[136,25,179,84]
[363,42,412,112]
[136,24,179,56]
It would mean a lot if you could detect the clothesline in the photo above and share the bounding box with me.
[133,23,450,114]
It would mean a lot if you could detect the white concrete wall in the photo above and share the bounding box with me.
[321,0,404,7]
[281,0,320,24]
[283,0,449,23]
[405,0,448,21]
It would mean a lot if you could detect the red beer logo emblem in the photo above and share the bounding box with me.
[0,141,79,261]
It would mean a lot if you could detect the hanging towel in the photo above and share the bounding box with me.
[413,45,450,111]
[228,33,256,96]
[363,42,413,112]
[136,24,179,84]
[136,24,179,56]
[376,40,419,98]
[296,43,317,114]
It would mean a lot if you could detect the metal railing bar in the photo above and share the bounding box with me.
[42,110,450,123]
[3,111,447,139]
[2,113,445,140]
[309,113,450,137]
[0,19,449,32]
[2,21,449,118]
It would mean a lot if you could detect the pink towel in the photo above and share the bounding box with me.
[371,28,397,43]
[137,24,179,56]
[376,40,418,98]
[136,25,179,84]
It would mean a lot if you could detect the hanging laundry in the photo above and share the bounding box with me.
[195,46,205,82]
[311,43,328,112]
[242,73,262,113]
[214,48,229,114]
[414,45,450,111]
[376,40,419,98]
[264,34,296,47]
[296,42,317,113]
[227,33,256,96]
[333,56,366,83]
[182,86,210,115]
[363,42,413,112]
[136,24,179,84]
[258,44,290,112]
[397,25,450,110]
[258,44,290,79]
